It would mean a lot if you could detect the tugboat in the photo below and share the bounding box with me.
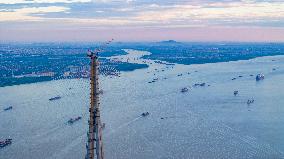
[0,139,12,148]
[68,116,82,124]
[3,106,12,111]
[256,74,264,81]
[181,87,189,93]
[141,112,149,117]
[234,91,239,96]
[49,96,61,101]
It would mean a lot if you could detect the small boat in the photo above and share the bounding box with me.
[194,83,206,87]
[68,116,82,124]
[232,78,237,80]
[49,96,61,101]
[256,74,264,81]
[247,99,255,105]
[141,112,149,117]
[3,106,12,111]
[200,83,206,86]
[234,91,238,96]
[181,87,189,93]
[0,139,12,148]
[101,123,106,129]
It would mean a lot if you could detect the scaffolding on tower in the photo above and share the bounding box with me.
[86,39,114,159]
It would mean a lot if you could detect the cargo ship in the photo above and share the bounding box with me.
[49,96,61,101]
[0,139,12,148]
[3,106,12,111]
[68,116,82,124]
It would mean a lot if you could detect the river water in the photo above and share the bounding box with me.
[1,50,284,159]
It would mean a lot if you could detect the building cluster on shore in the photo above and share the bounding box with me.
[13,71,55,78]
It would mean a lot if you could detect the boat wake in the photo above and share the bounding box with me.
[105,116,142,137]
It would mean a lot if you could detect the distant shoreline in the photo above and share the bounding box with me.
[2,42,284,88]
[1,53,284,88]
[143,53,284,66]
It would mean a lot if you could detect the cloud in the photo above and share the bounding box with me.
[0,6,69,21]
[126,1,284,27]
[0,1,284,28]
[133,1,284,21]
[1,0,284,41]
[0,0,136,4]
[0,0,91,4]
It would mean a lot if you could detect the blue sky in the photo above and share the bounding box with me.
[0,0,284,42]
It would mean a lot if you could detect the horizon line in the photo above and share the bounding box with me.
[1,41,284,44]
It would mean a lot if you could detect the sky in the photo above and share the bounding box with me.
[0,0,284,42]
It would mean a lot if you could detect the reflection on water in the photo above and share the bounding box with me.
[1,50,284,159]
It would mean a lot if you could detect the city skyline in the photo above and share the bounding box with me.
[1,0,284,42]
